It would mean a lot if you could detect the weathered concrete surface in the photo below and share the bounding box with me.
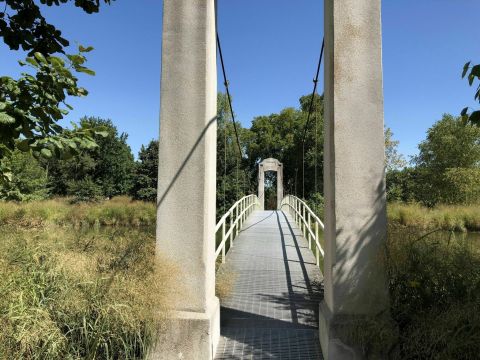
[150,298,220,360]
[321,0,388,358]
[258,158,284,210]
[155,0,219,358]
[216,210,323,359]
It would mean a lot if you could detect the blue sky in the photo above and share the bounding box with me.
[1,0,479,159]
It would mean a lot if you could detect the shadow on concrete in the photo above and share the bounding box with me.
[238,211,275,233]
[253,211,324,328]
[156,115,217,210]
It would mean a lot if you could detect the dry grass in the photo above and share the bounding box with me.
[0,196,156,228]
[215,268,237,302]
[388,202,480,232]
[0,224,177,359]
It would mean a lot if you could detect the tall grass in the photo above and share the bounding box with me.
[386,225,480,359]
[0,225,176,359]
[388,202,480,232]
[328,225,480,359]
[0,197,156,228]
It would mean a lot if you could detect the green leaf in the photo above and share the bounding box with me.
[469,74,475,86]
[49,56,65,68]
[40,148,53,158]
[461,107,469,117]
[34,52,48,64]
[469,111,480,126]
[462,61,471,78]
[25,57,39,68]
[95,131,109,138]
[76,66,95,76]
[17,139,30,152]
[79,45,94,53]
[471,65,480,79]
[0,102,6,111]
[0,112,15,124]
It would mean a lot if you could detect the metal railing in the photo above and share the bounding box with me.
[215,194,260,263]
[281,195,325,267]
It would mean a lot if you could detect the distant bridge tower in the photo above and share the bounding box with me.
[257,158,283,210]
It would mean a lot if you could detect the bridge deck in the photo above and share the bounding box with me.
[215,210,324,359]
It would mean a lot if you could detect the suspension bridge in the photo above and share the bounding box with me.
[215,196,325,359]
[154,0,388,359]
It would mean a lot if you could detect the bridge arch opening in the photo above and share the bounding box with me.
[257,158,283,210]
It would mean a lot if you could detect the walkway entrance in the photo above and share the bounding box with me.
[216,210,323,359]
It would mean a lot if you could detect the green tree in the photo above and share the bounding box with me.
[385,127,406,171]
[0,0,112,181]
[413,114,480,205]
[0,149,47,201]
[131,140,158,202]
[80,117,135,197]
[47,117,135,200]
[247,93,324,201]
[216,93,251,217]
[386,167,419,203]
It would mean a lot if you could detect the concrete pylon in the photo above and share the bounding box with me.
[258,158,284,210]
[320,0,389,358]
[154,0,219,359]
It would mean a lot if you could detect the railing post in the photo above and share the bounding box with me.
[236,206,239,237]
[308,212,311,249]
[245,197,248,218]
[315,221,320,267]
[230,213,234,247]
[222,220,226,263]
[302,205,306,236]
[240,200,243,229]
[293,198,296,223]
[294,198,298,223]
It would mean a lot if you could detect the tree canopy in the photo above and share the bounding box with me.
[130,140,158,202]
[47,117,135,200]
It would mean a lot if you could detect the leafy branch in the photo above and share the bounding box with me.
[461,62,480,125]
[0,46,107,182]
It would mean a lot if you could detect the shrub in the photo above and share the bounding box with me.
[67,178,103,203]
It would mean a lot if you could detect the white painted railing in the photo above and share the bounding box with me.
[215,194,260,263]
[281,195,325,267]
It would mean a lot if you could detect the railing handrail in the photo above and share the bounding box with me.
[215,194,260,262]
[281,194,325,265]
[215,194,256,233]
[285,195,325,230]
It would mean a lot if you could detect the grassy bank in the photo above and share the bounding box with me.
[385,225,480,359]
[0,197,156,228]
[388,202,480,232]
[0,223,178,359]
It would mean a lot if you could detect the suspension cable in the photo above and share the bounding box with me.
[217,32,252,194]
[217,33,244,159]
[301,38,324,199]
[223,115,227,211]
